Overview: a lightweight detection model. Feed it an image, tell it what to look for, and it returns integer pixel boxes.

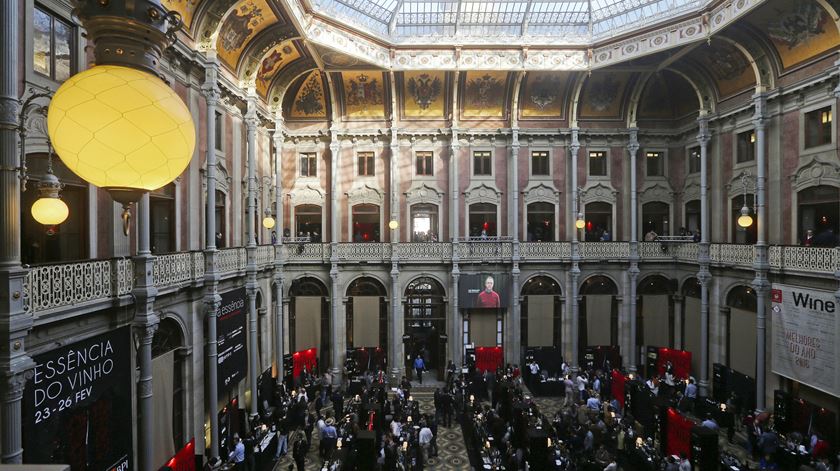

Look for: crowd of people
[209,357,838,471]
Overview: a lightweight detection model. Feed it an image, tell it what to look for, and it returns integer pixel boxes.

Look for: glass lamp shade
[738,213,754,228]
[262,216,276,229]
[47,65,195,201]
[575,218,586,229]
[31,197,69,225]
[388,220,399,230]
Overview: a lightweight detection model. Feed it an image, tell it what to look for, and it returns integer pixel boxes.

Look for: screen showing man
[459,273,510,309]
[476,275,501,308]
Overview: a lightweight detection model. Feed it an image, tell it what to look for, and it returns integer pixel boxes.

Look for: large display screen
[23,326,133,471]
[459,273,510,309]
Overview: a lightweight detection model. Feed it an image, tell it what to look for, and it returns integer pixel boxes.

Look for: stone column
[0,0,34,462]
[245,93,259,418]
[201,57,222,459]
[273,115,285,383]
[389,128,402,383]
[627,129,640,372]
[696,116,712,397]
[329,130,342,384]
[569,129,581,370]
[752,92,769,410]
[450,128,462,366]
[134,193,160,471]
[509,129,521,364]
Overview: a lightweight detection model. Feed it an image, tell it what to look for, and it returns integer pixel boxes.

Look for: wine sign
[23,326,133,471]
[217,287,248,396]
[771,284,839,397]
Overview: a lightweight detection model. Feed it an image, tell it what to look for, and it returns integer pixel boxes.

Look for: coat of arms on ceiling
[467,74,501,108]
[702,42,749,81]
[344,72,385,118]
[220,2,264,52]
[258,45,292,77]
[293,72,326,117]
[529,75,559,110]
[767,2,825,49]
[587,75,620,113]
[406,74,442,110]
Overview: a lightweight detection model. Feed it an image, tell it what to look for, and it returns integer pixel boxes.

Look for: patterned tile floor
[271,388,470,470]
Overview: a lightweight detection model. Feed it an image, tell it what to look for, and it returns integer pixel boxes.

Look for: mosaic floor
[271,388,469,471]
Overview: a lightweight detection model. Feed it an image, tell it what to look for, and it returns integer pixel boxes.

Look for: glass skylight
[310,0,709,44]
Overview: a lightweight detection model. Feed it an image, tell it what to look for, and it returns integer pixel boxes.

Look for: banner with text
[23,326,133,471]
[218,287,248,397]
[771,284,839,397]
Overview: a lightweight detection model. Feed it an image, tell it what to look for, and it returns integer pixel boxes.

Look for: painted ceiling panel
[216,0,278,69]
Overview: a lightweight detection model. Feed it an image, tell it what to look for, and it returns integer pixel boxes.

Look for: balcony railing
[20,242,839,316]
[24,258,133,314]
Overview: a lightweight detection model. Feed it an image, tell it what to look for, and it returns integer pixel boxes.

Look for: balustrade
[20,242,840,317]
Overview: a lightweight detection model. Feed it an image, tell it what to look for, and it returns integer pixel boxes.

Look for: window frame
[414,150,434,177]
[801,102,836,153]
[471,149,494,178]
[356,151,376,177]
[735,129,756,165]
[687,146,701,175]
[529,149,551,178]
[26,0,80,90]
[644,149,666,178]
[299,152,318,178]
[587,149,609,178]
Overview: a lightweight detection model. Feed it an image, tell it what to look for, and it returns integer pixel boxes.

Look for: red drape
[166,438,195,471]
[611,369,627,409]
[475,347,503,372]
[656,348,692,379]
[666,408,693,459]
[293,348,318,378]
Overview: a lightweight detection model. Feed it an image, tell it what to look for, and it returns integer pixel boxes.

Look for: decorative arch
[580,274,619,295]
[288,275,330,364]
[347,184,384,206]
[580,182,617,205]
[405,183,444,207]
[792,157,840,192]
[521,275,563,295]
[403,275,447,296]
[638,274,674,294]
[464,183,502,206]
[345,276,388,352]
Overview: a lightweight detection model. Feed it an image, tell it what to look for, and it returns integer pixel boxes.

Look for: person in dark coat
[292,437,307,471]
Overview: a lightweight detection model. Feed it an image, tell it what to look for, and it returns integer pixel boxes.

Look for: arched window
[352,204,380,242]
[410,204,439,242]
[404,277,447,377]
[726,285,757,379]
[289,277,330,365]
[150,183,176,254]
[642,202,670,236]
[521,276,562,349]
[584,202,612,241]
[685,200,700,234]
[469,203,497,237]
[295,204,322,241]
[798,185,839,245]
[637,275,674,349]
[215,189,226,248]
[21,153,88,264]
[681,278,703,375]
[579,275,619,352]
[152,318,186,452]
[346,277,387,351]
[731,194,756,244]
[526,202,555,241]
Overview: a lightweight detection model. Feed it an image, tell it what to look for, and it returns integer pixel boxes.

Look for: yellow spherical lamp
[575,213,586,230]
[31,198,69,225]
[388,220,399,230]
[30,172,69,225]
[47,65,196,206]
[262,215,276,229]
[737,206,753,228]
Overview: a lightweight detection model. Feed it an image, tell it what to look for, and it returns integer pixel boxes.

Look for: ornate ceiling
[160,0,840,121]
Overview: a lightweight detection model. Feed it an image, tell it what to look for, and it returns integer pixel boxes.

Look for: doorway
[404,277,447,381]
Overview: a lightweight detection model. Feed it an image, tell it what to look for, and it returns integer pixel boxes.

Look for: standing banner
[771,284,839,397]
[218,287,248,397]
[666,408,693,459]
[23,326,133,471]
